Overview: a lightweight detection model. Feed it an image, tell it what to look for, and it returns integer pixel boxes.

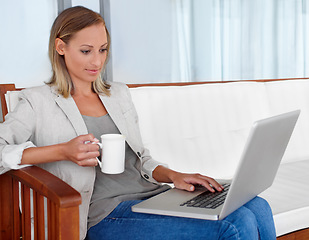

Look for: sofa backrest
[264,80,309,164]
[129,79,309,179]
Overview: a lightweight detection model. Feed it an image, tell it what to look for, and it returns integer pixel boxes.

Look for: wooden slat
[33,192,45,240]
[0,174,14,240]
[48,200,57,240]
[21,184,31,240]
[12,180,21,239]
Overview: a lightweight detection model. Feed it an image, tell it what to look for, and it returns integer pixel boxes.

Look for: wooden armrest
[0,166,81,239]
[8,166,81,208]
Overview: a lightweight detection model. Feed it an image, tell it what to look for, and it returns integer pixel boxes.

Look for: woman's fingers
[198,175,224,192]
[174,173,224,193]
[75,157,99,167]
[64,134,100,166]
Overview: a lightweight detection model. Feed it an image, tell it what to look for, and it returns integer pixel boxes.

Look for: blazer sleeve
[0,91,35,174]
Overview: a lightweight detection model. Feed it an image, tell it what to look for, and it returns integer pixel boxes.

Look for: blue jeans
[86,196,276,240]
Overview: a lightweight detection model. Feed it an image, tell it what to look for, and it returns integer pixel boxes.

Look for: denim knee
[221,206,259,240]
[243,197,276,239]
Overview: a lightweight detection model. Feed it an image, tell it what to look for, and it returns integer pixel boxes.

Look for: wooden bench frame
[0,84,81,240]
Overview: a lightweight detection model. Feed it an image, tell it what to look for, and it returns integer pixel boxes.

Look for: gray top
[82,114,169,228]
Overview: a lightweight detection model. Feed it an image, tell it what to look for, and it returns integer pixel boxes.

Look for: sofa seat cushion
[259,160,309,236]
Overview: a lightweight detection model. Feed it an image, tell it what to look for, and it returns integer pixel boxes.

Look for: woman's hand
[152,165,223,192]
[169,172,223,192]
[61,134,100,167]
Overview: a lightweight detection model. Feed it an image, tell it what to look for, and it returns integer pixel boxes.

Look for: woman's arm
[21,134,100,167]
[152,165,223,192]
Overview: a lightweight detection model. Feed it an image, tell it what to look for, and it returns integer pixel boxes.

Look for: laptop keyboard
[180,183,230,209]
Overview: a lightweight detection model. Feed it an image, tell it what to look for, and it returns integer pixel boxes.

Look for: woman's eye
[81,50,90,54]
[100,48,107,53]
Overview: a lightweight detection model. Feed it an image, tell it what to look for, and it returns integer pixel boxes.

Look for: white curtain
[171,0,193,82]
[172,0,309,82]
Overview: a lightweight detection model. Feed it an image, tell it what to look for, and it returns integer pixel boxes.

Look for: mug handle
[96,157,102,168]
[91,142,103,167]
[92,142,102,148]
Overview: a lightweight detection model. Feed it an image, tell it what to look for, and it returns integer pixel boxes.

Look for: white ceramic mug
[95,134,126,174]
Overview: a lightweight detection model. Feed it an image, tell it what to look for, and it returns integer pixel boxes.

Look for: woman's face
[56,23,108,86]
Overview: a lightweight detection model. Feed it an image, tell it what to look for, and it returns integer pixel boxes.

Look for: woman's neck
[71,81,94,97]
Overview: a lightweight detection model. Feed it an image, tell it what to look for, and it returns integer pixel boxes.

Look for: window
[107,0,309,83]
[1,0,308,87]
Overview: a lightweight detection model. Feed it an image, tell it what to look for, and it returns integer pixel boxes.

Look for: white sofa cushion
[259,160,309,236]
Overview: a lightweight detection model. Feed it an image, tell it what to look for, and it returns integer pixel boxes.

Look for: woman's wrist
[57,142,68,161]
[21,144,64,165]
[152,165,178,183]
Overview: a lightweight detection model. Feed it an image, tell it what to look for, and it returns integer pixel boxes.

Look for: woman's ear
[55,38,65,55]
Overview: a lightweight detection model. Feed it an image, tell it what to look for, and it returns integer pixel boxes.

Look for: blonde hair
[47,6,111,98]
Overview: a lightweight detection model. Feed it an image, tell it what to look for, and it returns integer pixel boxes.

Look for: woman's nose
[91,53,105,66]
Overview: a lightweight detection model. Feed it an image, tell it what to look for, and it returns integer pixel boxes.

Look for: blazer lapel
[51,87,129,138]
[55,95,88,136]
[99,94,129,138]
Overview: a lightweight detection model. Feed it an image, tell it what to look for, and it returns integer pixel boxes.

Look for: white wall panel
[0,0,57,88]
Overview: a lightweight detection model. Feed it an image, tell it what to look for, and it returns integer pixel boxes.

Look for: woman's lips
[86,69,100,75]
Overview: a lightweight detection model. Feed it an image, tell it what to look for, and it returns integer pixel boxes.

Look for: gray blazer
[0,82,163,239]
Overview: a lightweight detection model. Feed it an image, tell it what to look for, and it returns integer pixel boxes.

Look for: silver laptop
[132,110,300,220]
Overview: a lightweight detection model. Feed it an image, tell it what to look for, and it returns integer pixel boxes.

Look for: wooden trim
[277,228,309,240]
[127,77,309,88]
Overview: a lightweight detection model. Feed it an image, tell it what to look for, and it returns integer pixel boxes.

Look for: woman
[0,6,276,240]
